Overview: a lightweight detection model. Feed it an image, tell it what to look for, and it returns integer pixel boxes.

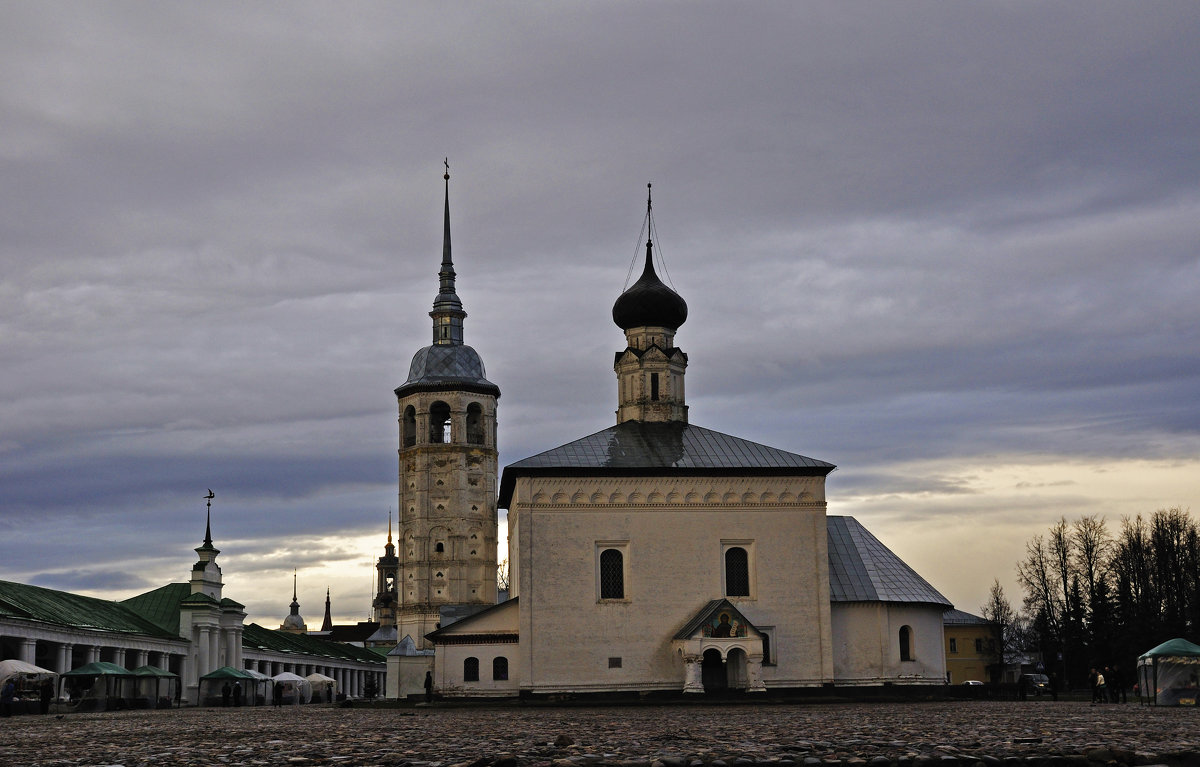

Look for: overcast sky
[2,2,1198,629]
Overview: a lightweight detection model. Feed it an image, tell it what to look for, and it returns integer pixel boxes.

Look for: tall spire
[197,489,218,555]
[431,158,466,345]
[321,587,333,632]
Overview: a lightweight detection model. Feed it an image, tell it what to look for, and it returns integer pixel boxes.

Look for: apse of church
[392,164,500,649]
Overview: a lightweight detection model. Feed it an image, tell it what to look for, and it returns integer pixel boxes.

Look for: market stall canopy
[0,659,56,685]
[132,665,178,678]
[199,666,255,681]
[62,662,133,677]
[1139,638,1200,659]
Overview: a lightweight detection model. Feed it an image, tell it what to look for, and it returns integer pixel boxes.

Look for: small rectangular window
[949,638,958,654]
[608,657,622,669]
[975,638,983,653]
[650,372,659,400]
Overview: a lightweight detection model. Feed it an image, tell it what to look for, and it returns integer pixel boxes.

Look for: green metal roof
[121,583,189,635]
[0,580,184,642]
[241,623,384,665]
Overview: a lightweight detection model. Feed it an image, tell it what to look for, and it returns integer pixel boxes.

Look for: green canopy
[1139,638,1200,659]
[199,666,254,680]
[62,661,133,677]
[132,665,178,678]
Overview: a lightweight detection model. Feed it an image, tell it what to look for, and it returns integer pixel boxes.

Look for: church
[383,171,953,698]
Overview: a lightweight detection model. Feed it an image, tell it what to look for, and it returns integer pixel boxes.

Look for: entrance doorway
[701,649,726,692]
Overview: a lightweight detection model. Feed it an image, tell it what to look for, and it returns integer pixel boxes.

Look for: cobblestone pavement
[2,701,1197,767]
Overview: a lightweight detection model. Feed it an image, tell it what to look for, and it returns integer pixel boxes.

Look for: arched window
[725,547,749,597]
[492,656,508,681]
[429,401,451,443]
[599,549,624,599]
[899,625,913,662]
[466,403,484,445]
[435,542,444,553]
[463,657,479,682]
[402,405,417,447]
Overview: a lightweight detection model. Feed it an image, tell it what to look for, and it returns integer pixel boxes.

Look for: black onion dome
[612,243,688,331]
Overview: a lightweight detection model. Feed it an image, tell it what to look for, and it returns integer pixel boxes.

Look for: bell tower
[612,184,689,424]
[394,162,500,649]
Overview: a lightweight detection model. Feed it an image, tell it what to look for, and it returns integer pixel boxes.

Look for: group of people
[1089,664,1127,704]
[219,680,243,707]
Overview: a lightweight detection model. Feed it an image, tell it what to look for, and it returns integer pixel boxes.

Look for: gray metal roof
[827,516,951,607]
[395,344,499,397]
[943,608,992,625]
[499,421,833,506]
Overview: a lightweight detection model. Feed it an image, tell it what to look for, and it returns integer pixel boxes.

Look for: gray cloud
[2,2,1198,622]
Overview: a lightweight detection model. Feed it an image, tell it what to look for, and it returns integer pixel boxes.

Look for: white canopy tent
[1138,638,1200,706]
[270,672,311,705]
[305,672,337,703]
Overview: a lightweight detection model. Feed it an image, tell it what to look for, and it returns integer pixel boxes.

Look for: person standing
[232,681,242,707]
[221,681,232,707]
[424,670,433,703]
[39,679,53,715]
[273,681,283,707]
[1,679,15,717]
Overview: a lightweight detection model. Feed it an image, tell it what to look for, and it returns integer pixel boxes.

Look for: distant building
[942,608,998,684]
[0,516,384,705]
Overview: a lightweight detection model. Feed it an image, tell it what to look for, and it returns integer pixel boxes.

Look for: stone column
[57,643,73,673]
[747,653,766,692]
[208,629,220,673]
[196,628,211,680]
[87,646,101,664]
[20,638,37,664]
[682,654,704,693]
[112,647,127,669]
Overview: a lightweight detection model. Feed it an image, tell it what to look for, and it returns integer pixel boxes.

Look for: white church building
[387,175,952,698]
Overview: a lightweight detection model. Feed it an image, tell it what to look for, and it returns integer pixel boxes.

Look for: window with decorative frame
[721,540,755,598]
[596,542,629,601]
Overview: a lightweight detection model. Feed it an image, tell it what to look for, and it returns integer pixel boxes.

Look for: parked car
[1020,673,1050,696]
[962,680,984,686]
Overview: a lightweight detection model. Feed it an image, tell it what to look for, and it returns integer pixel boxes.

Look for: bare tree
[980,578,1016,683]
[496,557,510,592]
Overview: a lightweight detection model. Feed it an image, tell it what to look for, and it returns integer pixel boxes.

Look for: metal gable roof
[0,580,184,641]
[240,623,384,665]
[826,516,951,607]
[499,420,834,507]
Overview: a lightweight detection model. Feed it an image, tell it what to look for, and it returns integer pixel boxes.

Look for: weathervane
[202,489,215,548]
[444,157,449,180]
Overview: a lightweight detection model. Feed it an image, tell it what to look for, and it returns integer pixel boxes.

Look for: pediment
[674,599,762,640]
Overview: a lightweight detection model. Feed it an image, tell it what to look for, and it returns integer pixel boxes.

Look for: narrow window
[463,657,479,682]
[975,638,983,653]
[949,638,958,654]
[725,547,749,597]
[599,548,624,599]
[466,403,484,445]
[650,372,660,400]
[429,402,451,443]
[899,626,913,662]
[761,631,773,666]
[403,406,417,447]
[492,656,508,681]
